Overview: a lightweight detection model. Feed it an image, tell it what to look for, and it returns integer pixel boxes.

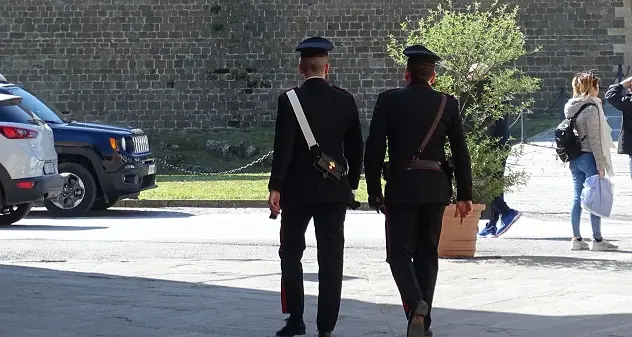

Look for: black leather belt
[392,160,442,171]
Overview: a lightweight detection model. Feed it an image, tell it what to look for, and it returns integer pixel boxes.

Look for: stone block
[0,0,626,129]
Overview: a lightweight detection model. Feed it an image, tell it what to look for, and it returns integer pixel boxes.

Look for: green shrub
[387,0,540,203]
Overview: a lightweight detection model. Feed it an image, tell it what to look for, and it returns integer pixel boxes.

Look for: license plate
[147,164,156,175]
[43,162,56,175]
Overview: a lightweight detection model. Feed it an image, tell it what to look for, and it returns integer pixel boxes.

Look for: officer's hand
[268,190,281,216]
[348,190,360,210]
[348,200,361,210]
[455,200,473,220]
[622,77,632,88]
[368,194,385,214]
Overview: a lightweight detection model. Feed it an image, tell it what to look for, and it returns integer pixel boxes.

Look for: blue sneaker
[478,225,497,238]
[496,210,522,237]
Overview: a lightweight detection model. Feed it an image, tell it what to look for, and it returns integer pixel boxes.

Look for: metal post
[520,111,525,143]
[617,64,623,83]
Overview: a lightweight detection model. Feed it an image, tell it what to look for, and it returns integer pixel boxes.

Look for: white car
[0,93,63,226]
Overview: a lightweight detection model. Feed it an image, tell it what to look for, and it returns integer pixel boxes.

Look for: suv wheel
[0,203,32,226]
[91,197,119,211]
[43,163,97,217]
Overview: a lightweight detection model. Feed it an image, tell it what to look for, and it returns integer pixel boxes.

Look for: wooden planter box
[438,204,486,258]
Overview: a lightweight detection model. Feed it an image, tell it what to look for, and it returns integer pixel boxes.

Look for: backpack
[554,103,596,162]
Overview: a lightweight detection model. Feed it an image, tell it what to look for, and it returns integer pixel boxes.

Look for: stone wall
[0,0,627,130]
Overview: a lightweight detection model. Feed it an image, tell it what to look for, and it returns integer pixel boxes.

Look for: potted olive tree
[387,0,540,258]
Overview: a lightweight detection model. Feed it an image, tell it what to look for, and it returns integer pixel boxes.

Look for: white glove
[351,190,357,197]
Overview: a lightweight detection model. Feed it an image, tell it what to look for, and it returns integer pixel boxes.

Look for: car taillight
[0,126,38,139]
[15,181,35,189]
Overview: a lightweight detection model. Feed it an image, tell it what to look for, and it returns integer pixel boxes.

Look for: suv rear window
[0,105,35,124]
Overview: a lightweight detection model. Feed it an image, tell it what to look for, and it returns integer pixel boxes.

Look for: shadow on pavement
[0,264,630,337]
[502,237,624,242]
[450,255,632,271]
[0,225,107,231]
[26,209,196,220]
[197,270,360,283]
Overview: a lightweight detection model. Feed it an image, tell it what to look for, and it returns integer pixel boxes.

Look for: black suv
[0,82,157,216]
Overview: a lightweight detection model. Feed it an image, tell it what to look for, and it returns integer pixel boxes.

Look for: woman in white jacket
[563,72,618,251]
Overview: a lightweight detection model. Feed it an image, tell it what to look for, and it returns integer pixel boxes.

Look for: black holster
[313,151,346,183]
[441,157,455,182]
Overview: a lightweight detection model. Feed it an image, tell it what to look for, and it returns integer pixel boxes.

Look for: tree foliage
[387,0,541,203]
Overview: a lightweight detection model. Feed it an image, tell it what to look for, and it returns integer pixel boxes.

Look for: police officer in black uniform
[364,45,473,337]
[267,36,364,337]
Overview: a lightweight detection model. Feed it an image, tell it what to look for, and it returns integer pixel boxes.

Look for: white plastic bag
[580,175,614,218]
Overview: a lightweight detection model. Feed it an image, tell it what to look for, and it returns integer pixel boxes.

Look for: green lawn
[142,115,557,201]
[140,174,371,200]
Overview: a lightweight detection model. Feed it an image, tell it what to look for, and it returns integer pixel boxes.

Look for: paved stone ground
[2,133,632,337]
[2,247,632,337]
[2,205,632,337]
[505,141,632,222]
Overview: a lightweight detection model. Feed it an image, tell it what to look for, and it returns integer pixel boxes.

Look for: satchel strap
[413,94,447,160]
[286,89,319,151]
[570,103,596,122]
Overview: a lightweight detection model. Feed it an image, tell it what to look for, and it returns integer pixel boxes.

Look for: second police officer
[364,45,474,337]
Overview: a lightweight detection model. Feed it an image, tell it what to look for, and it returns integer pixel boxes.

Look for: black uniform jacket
[364,82,473,204]
[605,84,632,155]
[268,77,364,205]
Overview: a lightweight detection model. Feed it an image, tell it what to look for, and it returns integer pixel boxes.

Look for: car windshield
[8,87,64,124]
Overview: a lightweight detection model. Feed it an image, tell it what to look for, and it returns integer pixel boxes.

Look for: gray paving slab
[1,258,631,337]
[1,131,632,337]
[506,141,632,222]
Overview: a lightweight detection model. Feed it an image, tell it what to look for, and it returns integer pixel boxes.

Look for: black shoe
[406,313,426,337]
[275,317,306,337]
[318,332,332,337]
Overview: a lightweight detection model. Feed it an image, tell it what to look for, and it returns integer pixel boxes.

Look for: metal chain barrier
[157,141,556,175]
[157,150,273,176]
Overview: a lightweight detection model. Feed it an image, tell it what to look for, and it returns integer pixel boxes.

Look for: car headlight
[120,137,127,151]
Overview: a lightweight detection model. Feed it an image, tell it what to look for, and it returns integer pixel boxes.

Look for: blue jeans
[486,153,512,228]
[488,193,511,227]
[569,152,602,240]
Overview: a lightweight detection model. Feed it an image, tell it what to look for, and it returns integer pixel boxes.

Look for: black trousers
[483,151,510,222]
[384,201,446,331]
[278,202,347,332]
[489,153,511,224]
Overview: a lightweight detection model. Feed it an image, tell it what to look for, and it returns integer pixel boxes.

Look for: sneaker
[591,239,619,251]
[571,238,590,251]
[496,210,522,236]
[478,225,497,238]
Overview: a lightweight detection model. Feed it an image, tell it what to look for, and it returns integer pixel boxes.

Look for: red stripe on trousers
[281,278,289,313]
[402,297,410,313]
